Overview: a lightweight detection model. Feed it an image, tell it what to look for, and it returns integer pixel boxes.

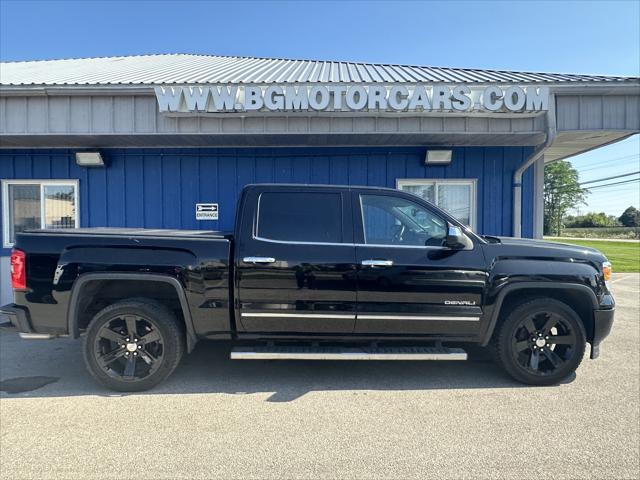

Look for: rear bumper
[0,304,32,333]
[590,307,615,359]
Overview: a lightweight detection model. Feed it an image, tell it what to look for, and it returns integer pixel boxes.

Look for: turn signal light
[10,248,26,290]
[602,261,612,283]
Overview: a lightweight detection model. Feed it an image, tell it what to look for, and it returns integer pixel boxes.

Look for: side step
[230,345,467,361]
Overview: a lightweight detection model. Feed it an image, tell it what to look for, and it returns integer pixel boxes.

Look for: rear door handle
[243,256,276,264]
[361,259,394,267]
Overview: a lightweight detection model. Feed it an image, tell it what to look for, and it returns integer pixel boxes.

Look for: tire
[83,299,184,392]
[494,298,586,386]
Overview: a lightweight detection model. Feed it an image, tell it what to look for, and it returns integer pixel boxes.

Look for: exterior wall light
[75,152,104,167]
[425,150,452,166]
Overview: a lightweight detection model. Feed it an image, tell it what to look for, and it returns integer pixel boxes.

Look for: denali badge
[444,300,477,306]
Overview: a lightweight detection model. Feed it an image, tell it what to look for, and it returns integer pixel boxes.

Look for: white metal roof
[1,53,637,86]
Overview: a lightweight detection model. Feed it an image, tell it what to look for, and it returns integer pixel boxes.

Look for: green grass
[547,239,640,272]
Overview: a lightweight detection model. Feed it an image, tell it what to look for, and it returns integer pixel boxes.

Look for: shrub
[559,227,640,239]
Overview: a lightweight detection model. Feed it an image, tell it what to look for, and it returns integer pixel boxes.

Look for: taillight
[10,248,26,290]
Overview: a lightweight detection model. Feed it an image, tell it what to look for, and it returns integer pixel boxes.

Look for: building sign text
[155,84,549,115]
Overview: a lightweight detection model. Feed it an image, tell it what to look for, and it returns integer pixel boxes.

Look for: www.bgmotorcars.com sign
[155,84,549,115]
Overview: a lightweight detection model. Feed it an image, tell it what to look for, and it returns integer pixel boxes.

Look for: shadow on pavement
[0,334,573,402]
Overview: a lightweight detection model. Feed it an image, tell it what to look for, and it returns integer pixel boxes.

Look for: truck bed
[25,227,232,239]
[10,227,233,340]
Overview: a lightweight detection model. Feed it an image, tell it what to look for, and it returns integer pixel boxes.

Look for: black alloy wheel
[511,311,577,375]
[495,298,586,386]
[94,314,165,381]
[83,300,184,392]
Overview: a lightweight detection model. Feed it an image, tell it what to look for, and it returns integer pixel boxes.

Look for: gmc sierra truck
[1,184,615,391]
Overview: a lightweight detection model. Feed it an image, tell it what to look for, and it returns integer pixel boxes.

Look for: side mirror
[444,226,471,250]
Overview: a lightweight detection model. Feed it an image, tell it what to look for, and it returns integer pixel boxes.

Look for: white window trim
[2,179,80,249]
[396,178,477,231]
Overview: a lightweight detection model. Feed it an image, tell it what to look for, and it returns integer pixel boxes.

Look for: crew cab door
[235,186,357,333]
[352,189,487,336]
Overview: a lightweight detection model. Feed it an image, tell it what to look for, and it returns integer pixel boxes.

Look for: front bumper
[0,304,32,333]
[590,306,615,359]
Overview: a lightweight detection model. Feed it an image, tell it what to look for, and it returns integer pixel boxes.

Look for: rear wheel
[83,299,184,392]
[495,298,586,386]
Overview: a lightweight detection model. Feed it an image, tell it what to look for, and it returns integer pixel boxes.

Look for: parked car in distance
[1,184,615,391]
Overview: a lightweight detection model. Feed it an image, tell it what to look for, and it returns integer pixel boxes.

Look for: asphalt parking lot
[1,274,638,479]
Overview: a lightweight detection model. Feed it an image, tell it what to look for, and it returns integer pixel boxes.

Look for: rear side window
[257,192,343,243]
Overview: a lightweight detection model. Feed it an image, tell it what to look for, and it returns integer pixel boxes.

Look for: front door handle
[361,259,394,267]
[243,256,276,264]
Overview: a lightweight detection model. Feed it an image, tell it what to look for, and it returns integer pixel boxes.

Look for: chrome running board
[231,345,467,361]
[19,333,55,340]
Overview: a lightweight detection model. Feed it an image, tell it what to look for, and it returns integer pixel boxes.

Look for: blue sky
[1,0,638,214]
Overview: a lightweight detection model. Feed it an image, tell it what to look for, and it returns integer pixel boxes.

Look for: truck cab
[235,184,484,338]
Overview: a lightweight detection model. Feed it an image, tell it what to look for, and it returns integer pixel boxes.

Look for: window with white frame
[2,180,79,247]
[396,179,477,229]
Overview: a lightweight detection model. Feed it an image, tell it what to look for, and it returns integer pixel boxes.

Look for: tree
[564,212,620,228]
[618,206,640,227]
[544,161,589,236]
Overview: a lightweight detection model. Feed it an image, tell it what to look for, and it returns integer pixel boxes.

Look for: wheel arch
[481,282,597,346]
[68,273,197,352]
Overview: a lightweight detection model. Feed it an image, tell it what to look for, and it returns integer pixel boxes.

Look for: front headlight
[603,261,612,290]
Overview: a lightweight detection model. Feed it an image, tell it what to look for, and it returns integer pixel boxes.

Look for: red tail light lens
[10,248,26,290]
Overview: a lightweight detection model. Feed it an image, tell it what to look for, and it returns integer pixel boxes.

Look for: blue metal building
[1,54,639,303]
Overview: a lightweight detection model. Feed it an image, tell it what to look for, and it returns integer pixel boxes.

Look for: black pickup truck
[2,184,615,391]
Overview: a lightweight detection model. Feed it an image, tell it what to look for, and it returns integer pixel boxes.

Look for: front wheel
[83,299,184,392]
[495,298,586,386]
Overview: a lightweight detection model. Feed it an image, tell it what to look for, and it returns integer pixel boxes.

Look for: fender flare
[479,282,598,346]
[67,272,197,352]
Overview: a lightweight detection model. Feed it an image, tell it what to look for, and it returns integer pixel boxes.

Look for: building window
[396,179,477,230]
[2,180,79,248]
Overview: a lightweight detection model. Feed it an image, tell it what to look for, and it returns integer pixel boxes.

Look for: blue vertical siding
[521,165,535,238]
[0,146,536,255]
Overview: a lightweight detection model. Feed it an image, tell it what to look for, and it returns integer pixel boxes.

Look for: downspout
[512,93,557,237]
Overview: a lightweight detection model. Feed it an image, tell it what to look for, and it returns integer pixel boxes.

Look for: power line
[579,157,640,173]
[583,179,639,191]
[572,153,640,168]
[588,182,640,190]
[548,177,639,194]
[547,171,640,192]
[586,187,640,196]
[579,171,640,185]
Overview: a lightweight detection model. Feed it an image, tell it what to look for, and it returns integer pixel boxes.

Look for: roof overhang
[0,131,547,149]
[545,131,637,163]
[0,83,638,164]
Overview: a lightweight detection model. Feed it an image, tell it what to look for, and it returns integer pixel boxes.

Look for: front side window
[397,179,476,229]
[2,181,78,247]
[257,191,343,243]
[360,194,447,247]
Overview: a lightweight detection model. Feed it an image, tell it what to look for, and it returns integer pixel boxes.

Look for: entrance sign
[196,203,218,220]
[156,84,549,114]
